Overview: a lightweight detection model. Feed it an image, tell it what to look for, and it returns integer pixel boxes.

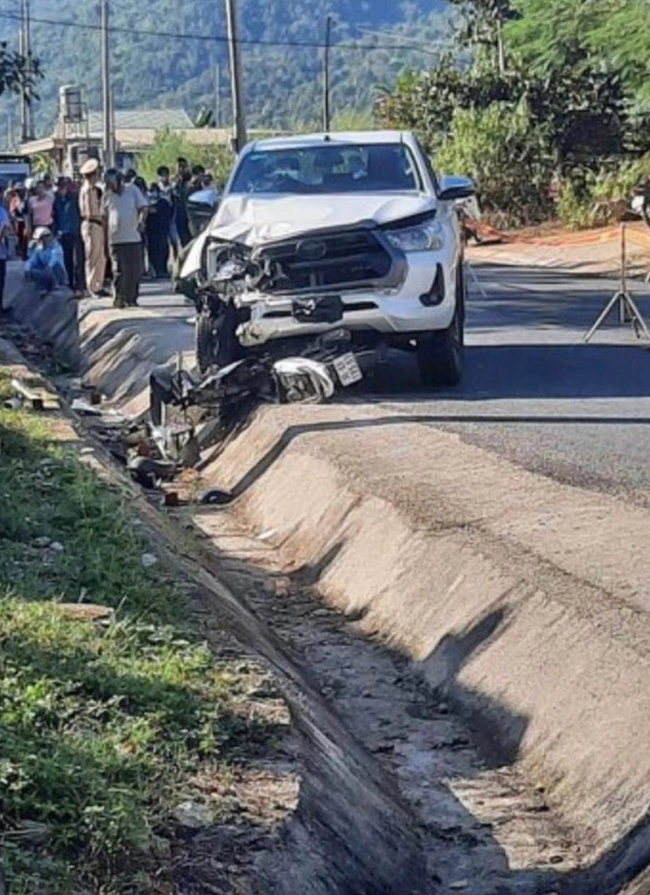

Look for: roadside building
[18,105,234,176]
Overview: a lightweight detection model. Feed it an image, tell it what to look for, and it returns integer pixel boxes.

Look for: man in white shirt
[103,169,148,308]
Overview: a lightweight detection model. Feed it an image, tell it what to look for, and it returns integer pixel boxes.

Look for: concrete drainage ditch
[11,286,650,894]
[62,401,585,895]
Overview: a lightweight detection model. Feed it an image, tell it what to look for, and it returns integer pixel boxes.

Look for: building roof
[87,108,194,134]
[18,136,58,156]
[18,123,286,159]
[17,128,234,157]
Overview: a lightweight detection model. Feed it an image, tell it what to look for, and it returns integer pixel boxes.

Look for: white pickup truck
[180,130,475,387]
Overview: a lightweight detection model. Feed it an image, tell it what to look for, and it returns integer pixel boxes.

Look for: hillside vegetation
[0,0,448,133]
[5,0,647,230]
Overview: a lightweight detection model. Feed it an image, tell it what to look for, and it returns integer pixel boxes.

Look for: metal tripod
[584,224,650,342]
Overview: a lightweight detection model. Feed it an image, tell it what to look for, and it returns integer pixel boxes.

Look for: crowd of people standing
[0,157,217,315]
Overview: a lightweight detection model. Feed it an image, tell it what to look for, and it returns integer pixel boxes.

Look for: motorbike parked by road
[456,194,483,244]
[629,177,650,229]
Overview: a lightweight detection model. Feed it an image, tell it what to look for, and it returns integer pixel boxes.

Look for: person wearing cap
[103,168,148,308]
[79,158,105,299]
[25,227,66,296]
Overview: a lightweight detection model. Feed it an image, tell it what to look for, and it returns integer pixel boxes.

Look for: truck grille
[258,230,394,294]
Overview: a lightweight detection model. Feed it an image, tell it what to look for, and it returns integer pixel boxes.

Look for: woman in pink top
[28,180,54,237]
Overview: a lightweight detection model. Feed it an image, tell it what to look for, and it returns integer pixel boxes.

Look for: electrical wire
[0,8,442,55]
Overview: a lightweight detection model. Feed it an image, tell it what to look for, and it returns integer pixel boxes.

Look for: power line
[0,8,443,55]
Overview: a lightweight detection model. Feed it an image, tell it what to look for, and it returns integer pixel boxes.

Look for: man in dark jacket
[173,163,192,248]
[53,177,84,296]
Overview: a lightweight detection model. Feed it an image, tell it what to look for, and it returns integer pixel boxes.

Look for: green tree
[137,129,234,187]
[380,0,650,226]
[0,42,42,100]
[436,100,554,224]
[507,0,650,107]
[448,0,518,73]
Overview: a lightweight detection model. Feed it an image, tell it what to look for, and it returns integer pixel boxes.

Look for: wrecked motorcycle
[138,241,370,485]
[143,328,366,476]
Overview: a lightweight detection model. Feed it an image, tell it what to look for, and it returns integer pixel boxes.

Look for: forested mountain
[0,0,449,137]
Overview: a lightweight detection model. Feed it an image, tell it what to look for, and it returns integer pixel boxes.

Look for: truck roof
[245,130,414,153]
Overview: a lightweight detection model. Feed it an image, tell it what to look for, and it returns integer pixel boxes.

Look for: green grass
[0,371,269,894]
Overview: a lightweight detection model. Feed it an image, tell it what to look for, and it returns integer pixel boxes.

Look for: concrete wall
[78,302,194,416]
[4,262,81,371]
[72,301,650,890]
[199,402,650,887]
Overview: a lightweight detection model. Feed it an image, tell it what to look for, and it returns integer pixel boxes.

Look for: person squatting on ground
[25,227,66,295]
[79,158,106,298]
[103,169,148,308]
[53,176,84,297]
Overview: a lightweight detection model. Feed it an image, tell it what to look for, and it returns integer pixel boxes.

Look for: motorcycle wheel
[195,311,215,375]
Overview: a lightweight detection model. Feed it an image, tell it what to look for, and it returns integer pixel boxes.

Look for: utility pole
[495,17,506,76]
[100,0,115,168]
[18,0,25,141]
[214,61,221,129]
[19,0,34,142]
[224,0,246,153]
[323,15,332,133]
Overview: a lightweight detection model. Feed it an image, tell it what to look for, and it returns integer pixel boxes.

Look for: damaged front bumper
[232,249,456,347]
[179,219,457,350]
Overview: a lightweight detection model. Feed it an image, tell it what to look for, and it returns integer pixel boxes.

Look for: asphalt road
[366,263,650,503]
[133,263,650,503]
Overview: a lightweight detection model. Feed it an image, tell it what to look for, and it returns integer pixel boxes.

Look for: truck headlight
[384,217,445,253]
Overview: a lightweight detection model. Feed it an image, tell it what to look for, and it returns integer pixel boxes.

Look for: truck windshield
[229,143,422,195]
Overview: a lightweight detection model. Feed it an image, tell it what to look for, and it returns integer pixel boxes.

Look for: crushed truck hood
[209,193,435,244]
[180,192,436,278]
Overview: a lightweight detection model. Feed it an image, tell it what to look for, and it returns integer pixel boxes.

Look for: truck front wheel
[417,267,465,387]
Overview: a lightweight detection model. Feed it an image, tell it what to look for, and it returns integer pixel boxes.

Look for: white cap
[80,158,100,175]
[33,226,52,241]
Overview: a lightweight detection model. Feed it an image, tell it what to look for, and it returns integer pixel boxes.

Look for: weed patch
[0,370,277,893]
